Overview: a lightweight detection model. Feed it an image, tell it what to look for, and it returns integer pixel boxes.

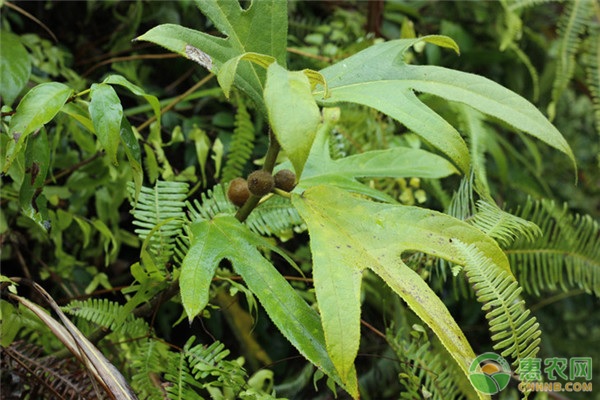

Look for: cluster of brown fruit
[227,169,296,207]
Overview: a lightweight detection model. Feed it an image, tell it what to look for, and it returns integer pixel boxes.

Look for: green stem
[235,131,280,222]
[262,130,281,174]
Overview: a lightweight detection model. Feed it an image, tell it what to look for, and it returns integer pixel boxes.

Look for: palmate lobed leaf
[135,0,287,113]
[295,116,459,200]
[180,215,358,398]
[315,36,576,174]
[292,185,508,399]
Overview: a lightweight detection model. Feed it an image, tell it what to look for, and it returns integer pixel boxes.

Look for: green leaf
[89,83,123,165]
[399,65,576,172]
[217,52,276,98]
[317,37,469,173]
[0,31,31,106]
[292,185,507,399]
[3,82,72,173]
[19,129,50,226]
[264,63,321,177]
[135,0,287,113]
[103,74,161,129]
[317,36,576,173]
[119,119,143,200]
[60,102,95,133]
[420,35,461,55]
[297,120,459,200]
[180,216,358,398]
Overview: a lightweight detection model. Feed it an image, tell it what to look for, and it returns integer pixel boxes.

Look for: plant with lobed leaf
[130,1,591,398]
[3,1,598,399]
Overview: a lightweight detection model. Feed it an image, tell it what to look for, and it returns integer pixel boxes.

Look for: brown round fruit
[227,178,250,207]
[274,169,297,192]
[247,170,274,197]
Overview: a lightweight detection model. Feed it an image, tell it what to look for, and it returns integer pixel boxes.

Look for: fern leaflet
[131,339,170,400]
[128,180,188,267]
[387,325,467,400]
[164,337,249,399]
[471,200,541,247]
[63,298,150,338]
[187,184,305,237]
[505,199,600,296]
[455,240,541,374]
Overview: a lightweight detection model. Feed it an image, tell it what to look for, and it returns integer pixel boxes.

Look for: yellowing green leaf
[264,63,321,177]
[292,185,506,399]
[217,52,276,98]
[421,35,461,55]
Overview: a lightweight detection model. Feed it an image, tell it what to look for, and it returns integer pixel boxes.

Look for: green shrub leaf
[89,83,124,165]
[292,185,509,399]
[264,63,321,177]
[4,82,72,173]
[119,119,143,200]
[0,31,31,106]
[103,74,161,129]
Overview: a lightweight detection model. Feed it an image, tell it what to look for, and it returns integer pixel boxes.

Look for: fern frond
[186,184,236,222]
[164,337,249,399]
[471,200,541,247]
[549,0,594,120]
[584,26,600,135]
[505,199,600,296]
[221,98,256,183]
[187,184,305,237]
[130,339,170,400]
[455,240,541,373]
[288,13,326,43]
[128,181,189,267]
[328,128,349,159]
[63,298,150,338]
[452,105,494,195]
[446,172,476,222]
[164,347,204,400]
[387,325,467,400]
[246,195,306,237]
[448,172,541,246]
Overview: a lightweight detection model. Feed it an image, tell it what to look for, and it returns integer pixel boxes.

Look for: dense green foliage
[1,1,598,399]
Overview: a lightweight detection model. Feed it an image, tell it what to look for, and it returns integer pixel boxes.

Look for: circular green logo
[468,352,512,394]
